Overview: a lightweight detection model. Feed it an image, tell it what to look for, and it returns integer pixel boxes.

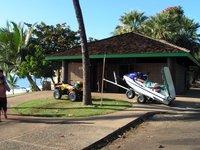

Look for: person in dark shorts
[0,69,10,121]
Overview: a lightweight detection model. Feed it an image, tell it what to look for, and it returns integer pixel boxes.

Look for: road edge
[83,111,162,150]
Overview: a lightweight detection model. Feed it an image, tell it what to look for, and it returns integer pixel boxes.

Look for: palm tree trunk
[72,0,92,105]
[50,76,56,86]
[27,75,41,91]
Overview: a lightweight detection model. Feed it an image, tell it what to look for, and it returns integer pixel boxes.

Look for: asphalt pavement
[0,89,199,150]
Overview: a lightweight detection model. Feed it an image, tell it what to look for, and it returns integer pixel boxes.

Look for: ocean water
[6,77,46,95]
[16,77,43,89]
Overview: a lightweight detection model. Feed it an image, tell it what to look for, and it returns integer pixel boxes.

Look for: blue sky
[0,0,199,39]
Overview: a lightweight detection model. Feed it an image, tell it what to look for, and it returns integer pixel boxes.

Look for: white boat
[104,67,176,105]
[123,67,176,105]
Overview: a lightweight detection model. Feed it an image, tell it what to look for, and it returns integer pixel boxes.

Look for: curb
[83,111,161,150]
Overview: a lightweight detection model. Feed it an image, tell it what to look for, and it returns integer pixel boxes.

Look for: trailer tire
[126,90,135,99]
[167,100,174,106]
[137,95,146,103]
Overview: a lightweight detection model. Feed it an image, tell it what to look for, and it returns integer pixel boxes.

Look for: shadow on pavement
[132,88,200,111]
[6,112,142,124]
[7,117,94,125]
[172,100,200,109]
[178,88,200,98]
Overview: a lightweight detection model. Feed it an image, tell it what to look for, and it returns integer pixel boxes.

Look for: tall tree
[72,0,92,105]
[114,6,200,54]
[33,22,79,53]
[7,73,19,94]
[19,22,79,85]
[0,22,21,71]
[142,6,200,53]
[113,10,148,35]
[0,22,40,91]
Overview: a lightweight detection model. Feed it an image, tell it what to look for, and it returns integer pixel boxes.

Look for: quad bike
[53,81,83,101]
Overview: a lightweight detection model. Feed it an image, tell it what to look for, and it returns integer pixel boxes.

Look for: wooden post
[100,55,106,105]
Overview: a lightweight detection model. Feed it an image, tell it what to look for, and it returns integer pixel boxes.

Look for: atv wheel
[68,92,77,102]
[137,95,146,103]
[54,89,62,99]
[126,90,135,99]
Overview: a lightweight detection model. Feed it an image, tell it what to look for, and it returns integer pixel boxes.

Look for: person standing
[0,69,10,121]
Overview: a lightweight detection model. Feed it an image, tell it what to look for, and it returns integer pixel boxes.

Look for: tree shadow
[172,100,200,109]
[8,117,94,125]
[8,105,131,113]
[7,112,143,124]
[177,88,200,98]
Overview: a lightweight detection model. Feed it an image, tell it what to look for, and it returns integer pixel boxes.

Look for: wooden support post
[100,55,106,105]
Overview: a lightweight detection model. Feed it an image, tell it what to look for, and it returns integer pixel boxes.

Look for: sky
[0,0,199,39]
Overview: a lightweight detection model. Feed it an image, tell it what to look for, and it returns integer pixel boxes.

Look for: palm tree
[72,0,92,105]
[7,73,19,94]
[141,6,200,53]
[113,10,148,35]
[0,22,40,91]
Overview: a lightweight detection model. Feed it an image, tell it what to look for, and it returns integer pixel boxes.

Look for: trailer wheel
[126,90,135,99]
[68,92,77,102]
[54,89,62,99]
[167,100,174,106]
[137,95,146,103]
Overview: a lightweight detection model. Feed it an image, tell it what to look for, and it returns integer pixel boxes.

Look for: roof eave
[46,52,200,67]
[46,52,188,60]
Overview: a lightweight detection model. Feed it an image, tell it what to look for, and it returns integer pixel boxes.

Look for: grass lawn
[13,98,132,118]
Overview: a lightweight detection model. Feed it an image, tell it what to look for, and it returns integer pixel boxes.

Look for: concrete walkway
[0,89,199,150]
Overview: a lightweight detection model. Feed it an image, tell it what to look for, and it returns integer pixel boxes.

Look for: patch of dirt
[103,113,200,150]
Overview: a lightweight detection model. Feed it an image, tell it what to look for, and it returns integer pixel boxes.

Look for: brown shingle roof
[52,32,189,57]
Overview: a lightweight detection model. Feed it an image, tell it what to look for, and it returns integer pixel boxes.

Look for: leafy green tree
[17,44,50,91]
[0,21,79,91]
[113,10,148,35]
[0,22,41,91]
[33,22,79,54]
[0,22,43,91]
[25,22,80,85]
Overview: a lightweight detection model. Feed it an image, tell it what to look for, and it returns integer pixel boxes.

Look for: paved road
[103,112,200,150]
[103,89,200,150]
[0,89,199,150]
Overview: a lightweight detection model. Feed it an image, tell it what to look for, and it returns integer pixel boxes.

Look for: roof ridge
[88,32,190,53]
[158,39,190,52]
[125,32,190,53]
